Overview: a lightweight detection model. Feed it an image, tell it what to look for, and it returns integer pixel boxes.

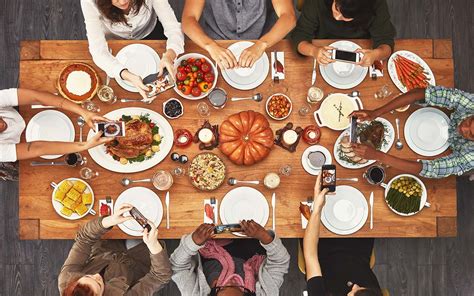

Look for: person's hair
[333,0,376,27]
[354,287,384,296]
[96,0,146,24]
[63,280,95,296]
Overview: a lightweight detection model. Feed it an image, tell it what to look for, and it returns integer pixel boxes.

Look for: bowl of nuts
[265,93,292,121]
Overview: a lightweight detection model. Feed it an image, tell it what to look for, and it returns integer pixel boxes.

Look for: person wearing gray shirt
[182,0,296,70]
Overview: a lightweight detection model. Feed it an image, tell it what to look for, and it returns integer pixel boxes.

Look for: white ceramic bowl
[382,174,429,216]
[265,93,293,121]
[51,178,95,220]
[173,53,218,100]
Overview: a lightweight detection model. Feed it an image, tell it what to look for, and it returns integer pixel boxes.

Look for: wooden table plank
[433,39,453,59]
[18,39,456,239]
[19,41,40,61]
[19,219,39,240]
[437,216,457,237]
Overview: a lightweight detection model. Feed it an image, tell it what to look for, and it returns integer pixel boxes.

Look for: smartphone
[95,121,126,137]
[321,165,336,193]
[331,49,362,63]
[214,223,242,234]
[142,68,175,98]
[129,207,152,232]
[349,116,358,143]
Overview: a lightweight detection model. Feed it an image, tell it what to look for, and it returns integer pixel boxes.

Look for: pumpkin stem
[243,134,250,142]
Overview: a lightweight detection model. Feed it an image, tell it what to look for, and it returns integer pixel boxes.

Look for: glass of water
[79,167,99,180]
[81,100,101,113]
[374,84,392,100]
[279,164,292,176]
[197,102,211,118]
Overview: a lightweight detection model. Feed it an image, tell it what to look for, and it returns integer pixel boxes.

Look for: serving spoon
[395,118,403,150]
[227,177,260,185]
[121,178,152,186]
[231,93,262,102]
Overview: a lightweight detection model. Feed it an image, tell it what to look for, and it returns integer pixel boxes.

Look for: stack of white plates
[321,185,368,235]
[220,187,269,234]
[222,41,270,90]
[115,44,161,92]
[404,107,450,156]
[115,187,163,236]
[25,110,75,159]
[319,40,368,90]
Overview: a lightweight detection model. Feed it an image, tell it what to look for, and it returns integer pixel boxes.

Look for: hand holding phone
[129,207,152,232]
[349,116,358,143]
[95,121,126,137]
[213,223,242,234]
[321,164,336,193]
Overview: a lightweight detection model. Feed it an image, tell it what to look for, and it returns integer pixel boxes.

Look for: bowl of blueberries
[163,98,184,119]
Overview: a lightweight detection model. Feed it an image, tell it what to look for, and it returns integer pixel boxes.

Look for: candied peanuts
[268,95,291,118]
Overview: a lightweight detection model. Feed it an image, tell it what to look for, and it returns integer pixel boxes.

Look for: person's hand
[191,223,215,246]
[240,220,273,245]
[356,49,376,67]
[348,110,378,122]
[158,50,177,77]
[101,203,133,228]
[81,111,109,131]
[238,41,267,68]
[206,43,238,70]
[351,143,380,160]
[312,172,329,213]
[313,46,335,65]
[143,221,162,254]
[85,131,113,149]
[120,70,157,101]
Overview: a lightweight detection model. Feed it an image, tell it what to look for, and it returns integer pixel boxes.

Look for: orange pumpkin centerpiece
[219,110,274,166]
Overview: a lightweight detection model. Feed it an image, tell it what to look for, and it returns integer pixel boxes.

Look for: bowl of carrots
[388,50,436,93]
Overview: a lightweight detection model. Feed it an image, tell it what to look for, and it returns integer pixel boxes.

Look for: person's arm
[181,0,238,69]
[15,132,112,160]
[17,88,107,128]
[127,221,172,294]
[351,88,426,121]
[152,0,185,76]
[351,143,423,175]
[423,85,473,111]
[240,220,290,290]
[238,0,296,68]
[419,151,474,178]
[303,173,328,280]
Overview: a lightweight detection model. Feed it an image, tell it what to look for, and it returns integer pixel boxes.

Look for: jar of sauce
[174,129,193,147]
[302,125,321,145]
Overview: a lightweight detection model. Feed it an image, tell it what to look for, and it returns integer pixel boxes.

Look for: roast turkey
[107,119,153,159]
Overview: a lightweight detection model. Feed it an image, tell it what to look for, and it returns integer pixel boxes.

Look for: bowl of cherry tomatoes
[174,53,218,100]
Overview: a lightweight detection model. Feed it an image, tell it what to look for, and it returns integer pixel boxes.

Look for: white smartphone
[331,49,362,63]
[94,121,126,137]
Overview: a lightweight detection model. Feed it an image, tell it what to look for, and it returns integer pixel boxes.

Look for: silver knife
[165,192,170,229]
[369,192,374,230]
[30,161,67,166]
[271,193,276,231]
[311,59,317,85]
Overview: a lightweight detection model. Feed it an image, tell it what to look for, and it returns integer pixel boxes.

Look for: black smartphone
[321,165,336,193]
[349,116,358,143]
[95,121,126,137]
[214,223,242,234]
[129,207,152,232]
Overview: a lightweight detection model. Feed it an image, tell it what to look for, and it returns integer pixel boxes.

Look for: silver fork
[210,197,217,224]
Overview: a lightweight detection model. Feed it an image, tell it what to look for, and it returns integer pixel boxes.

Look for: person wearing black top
[291,0,396,67]
[304,173,382,296]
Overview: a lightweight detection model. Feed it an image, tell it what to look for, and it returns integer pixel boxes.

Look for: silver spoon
[30,161,67,166]
[231,93,262,102]
[227,177,260,185]
[395,118,403,150]
[77,116,85,142]
[120,98,153,104]
[336,177,359,182]
[121,177,152,186]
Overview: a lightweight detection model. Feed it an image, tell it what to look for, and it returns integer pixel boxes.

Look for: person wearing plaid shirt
[349,85,474,178]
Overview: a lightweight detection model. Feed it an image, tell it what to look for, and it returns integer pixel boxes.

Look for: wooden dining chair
[297,0,305,11]
[297,240,390,295]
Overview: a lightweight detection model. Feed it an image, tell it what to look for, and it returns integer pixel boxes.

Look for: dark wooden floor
[1,0,473,295]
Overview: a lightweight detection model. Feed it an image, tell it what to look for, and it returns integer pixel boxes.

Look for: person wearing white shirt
[81,0,185,100]
[0,88,112,163]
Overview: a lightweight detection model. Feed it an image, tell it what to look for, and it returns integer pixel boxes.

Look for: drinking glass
[152,170,174,190]
[374,84,392,100]
[97,85,117,104]
[81,100,101,113]
[307,86,324,104]
[79,167,99,180]
[197,102,211,117]
[171,166,186,177]
[298,104,312,117]
[279,164,292,176]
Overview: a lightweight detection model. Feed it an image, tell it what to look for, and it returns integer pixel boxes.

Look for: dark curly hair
[327,0,376,27]
[96,0,147,24]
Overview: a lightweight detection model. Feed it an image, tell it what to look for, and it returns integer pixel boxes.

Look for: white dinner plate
[115,44,161,92]
[301,145,332,175]
[221,41,270,90]
[387,50,436,93]
[87,107,173,173]
[321,185,368,235]
[334,117,395,169]
[319,41,368,89]
[51,178,94,220]
[220,187,269,234]
[25,110,75,159]
[115,187,163,236]
[404,107,450,156]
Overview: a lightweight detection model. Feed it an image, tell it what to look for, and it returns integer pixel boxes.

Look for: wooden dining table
[18,39,456,240]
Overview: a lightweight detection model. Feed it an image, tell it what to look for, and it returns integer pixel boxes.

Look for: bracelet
[119,68,128,80]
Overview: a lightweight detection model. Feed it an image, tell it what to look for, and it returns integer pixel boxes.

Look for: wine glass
[79,167,99,180]
[81,100,101,113]
[279,164,292,176]
[197,102,211,117]
[374,84,392,100]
